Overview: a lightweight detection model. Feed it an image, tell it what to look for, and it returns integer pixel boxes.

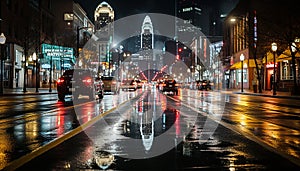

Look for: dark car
[161,79,179,95]
[198,80,213,90]
[101,76,120,94]
[56,69,104,101]
[121,79,137,91]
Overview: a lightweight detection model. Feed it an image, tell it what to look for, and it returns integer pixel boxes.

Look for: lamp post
[22,55,27,93]
[291,42,297,95]
[0,32,6,95]
[33,52,39,92]
[49,55,52,92]
[240,53,245,92]
[271,42,277,95]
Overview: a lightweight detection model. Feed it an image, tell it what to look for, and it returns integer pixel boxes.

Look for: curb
[2,92,57,96]
[234,92,300,100]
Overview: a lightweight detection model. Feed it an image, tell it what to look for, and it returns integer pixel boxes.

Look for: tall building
[176,0,238,39]
[141,15,154,51]
[94,1,114,76]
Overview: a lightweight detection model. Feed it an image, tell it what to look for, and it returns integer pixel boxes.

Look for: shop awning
[277,49,300,61]
[263,52,280,63]
[230,59,261,69]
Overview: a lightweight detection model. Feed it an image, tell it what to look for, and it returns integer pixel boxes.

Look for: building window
[281,60,294,80]
[237,69,248,83]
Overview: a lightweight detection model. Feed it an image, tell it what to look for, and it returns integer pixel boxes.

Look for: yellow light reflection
[25,114,40,150]
[0,130,12,170]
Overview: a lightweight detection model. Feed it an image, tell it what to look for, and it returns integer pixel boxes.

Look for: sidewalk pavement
[1,88,57,96]
[223,88,300,100]
[1,87,300,100]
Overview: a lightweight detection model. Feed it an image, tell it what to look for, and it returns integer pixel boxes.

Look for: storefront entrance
[266,69,273,90]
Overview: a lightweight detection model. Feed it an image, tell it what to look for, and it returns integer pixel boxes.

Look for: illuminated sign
[266,63,277,68]
[64,13,74,21]
[42,43,74,60]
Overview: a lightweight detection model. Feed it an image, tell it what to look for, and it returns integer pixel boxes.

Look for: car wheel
[58,94,65,101]
[89,91,95,100]
[73,93,79,100]
[98,93,103,99]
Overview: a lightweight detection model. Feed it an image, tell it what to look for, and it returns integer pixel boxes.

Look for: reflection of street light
[271,42,277,95]
[0,32,6,95]
[240,53,244,92]
[33,52,38,92]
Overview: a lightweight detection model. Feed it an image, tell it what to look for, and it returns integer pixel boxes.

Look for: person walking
[270,74,274,90]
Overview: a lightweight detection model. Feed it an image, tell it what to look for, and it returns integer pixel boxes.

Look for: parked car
[101,76,120,94]
[198,80,213,90]
[161,78,179,95]
[56,69,104,101]
[121,79,137,91]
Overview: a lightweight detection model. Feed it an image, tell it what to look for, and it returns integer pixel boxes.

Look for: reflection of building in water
[140,118,154,151]
[139,92,154,151]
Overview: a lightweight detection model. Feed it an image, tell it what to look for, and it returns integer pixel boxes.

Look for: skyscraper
[94,1,114,76]
[141,15,154,51]
[141,15,154,60]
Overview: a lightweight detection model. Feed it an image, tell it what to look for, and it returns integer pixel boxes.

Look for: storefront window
[281,60,293,80]
[237,69,248,83]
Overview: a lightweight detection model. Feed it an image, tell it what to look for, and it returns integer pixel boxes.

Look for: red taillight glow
[57,78,64,84]
[82,77,92,86]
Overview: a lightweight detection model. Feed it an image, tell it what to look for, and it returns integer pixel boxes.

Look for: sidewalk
[1,88,57,96]
[223,88,300,100]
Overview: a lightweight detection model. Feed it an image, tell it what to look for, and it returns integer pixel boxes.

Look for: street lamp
[0,32,6,95]
[271,42,277,95]
[49,55,52,92]
[240,53,245,92]
[33,52,39,92]
[291,42,297,95]
[22,55,27,92]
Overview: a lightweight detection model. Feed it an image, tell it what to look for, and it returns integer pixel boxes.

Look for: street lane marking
[2,93,143,171]
[167,94,300,167]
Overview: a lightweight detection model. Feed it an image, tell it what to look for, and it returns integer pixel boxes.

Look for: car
[135,79,143,89]
[161,78,179,95]
[121,79,137,91]
[198,80,213,90]
[56,69,104,101]
[101,76,120,94]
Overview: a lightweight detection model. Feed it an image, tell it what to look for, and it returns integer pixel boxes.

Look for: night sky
[75,0,176,21]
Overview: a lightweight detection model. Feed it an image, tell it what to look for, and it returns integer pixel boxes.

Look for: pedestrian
[270,74,274,90]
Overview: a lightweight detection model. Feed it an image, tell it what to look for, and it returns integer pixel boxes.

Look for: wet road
[0,90,140,170]
[1,87,300,170]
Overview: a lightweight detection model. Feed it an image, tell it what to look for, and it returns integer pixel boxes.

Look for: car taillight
[57,78,64,84]
[175,84,179,86]
[112,81,116,85]
[82,77,92,86]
